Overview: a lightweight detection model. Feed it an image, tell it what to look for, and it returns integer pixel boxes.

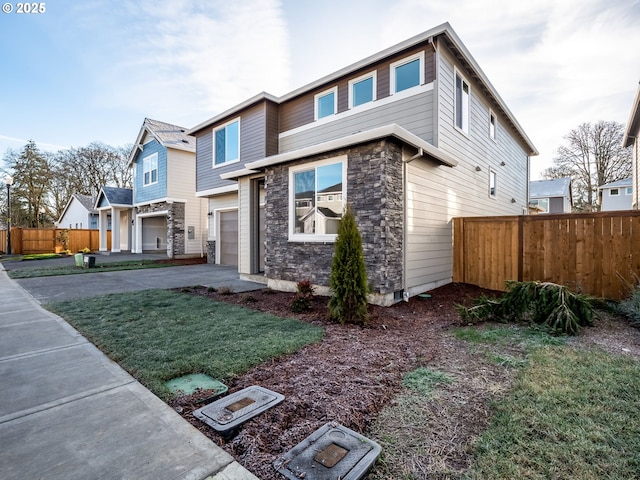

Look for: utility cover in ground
[193,385,284,434]
[273,422,382,480]
[165,374,227,401]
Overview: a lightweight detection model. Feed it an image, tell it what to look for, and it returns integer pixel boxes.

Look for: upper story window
[489,110,497,141]
[489,169,497,198]
[349,72,376,108]
[214,118,240,166]
[610,188,620,196]
[143,152,158,186]
[626,187,633,195]
[315,87,337,120]
[290,156,346,241]
[455,70,470,134]
[390,52,424,94]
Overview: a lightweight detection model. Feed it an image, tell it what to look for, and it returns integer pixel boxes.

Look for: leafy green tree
[328,204,369,324]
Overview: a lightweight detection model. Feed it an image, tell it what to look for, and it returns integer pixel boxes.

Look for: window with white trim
[455,70,470,134]
[489,110,497,141]
[315,87,337,120]
[143,152,158,186]
[489,169,497,198]
[390,52,424,94]
[610,188,620,196]
[349,72,376,108]
[626,187,632,195]
[530,198,549,213]
[290,157,346,241]
[213,119,240,166]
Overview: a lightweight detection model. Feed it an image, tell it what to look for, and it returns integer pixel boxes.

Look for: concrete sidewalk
[0,264,259,479]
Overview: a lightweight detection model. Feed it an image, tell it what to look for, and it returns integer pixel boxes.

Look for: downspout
[401,147,424,302]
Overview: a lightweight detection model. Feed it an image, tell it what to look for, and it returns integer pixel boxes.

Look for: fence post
[453,217,465,283]
[517,216,524,282]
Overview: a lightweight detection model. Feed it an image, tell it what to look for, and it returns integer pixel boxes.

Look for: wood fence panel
[454,211,640,300]
[0,228,110,255]
[21,229,55,254]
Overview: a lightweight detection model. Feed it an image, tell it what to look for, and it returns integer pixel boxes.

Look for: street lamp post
[4,175,13,255]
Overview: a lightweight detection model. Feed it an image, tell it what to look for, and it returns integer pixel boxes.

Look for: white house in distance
[529,178,572,214]
[598,178,633,211]
[623,82,640,209]
[57,193,100,229]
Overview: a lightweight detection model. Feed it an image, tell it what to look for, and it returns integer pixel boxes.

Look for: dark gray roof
[599,178,632,189]
[144,118,195,152]
[74,194,96,213]
[530,178,571,198]
[317,207,341,218]
[100,186,132,206]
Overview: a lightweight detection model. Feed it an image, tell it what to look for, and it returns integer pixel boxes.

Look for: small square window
[610,188,619,196]
[349,72,376,108]
[626,187,632,195]
[390,53,424,95]
[315,88,337,120]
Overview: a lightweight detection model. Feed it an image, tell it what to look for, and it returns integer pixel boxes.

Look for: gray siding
[196,101,274,193]
[280,44,435,133]
[549,196,565,213]
[436,43,529,216]
[279,89,435,153]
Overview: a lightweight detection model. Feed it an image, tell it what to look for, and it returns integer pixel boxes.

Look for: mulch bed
[171,283,495,479]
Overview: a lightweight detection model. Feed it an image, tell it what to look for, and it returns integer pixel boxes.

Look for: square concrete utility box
[273,422,382,480]
[193,385,284,435]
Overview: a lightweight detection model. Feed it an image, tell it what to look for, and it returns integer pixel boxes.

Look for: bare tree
[543,121,632,211]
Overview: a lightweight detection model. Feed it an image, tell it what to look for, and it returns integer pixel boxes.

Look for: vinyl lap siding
[135,140,167,203]
[436,43,529,217]
[196,102,271,193]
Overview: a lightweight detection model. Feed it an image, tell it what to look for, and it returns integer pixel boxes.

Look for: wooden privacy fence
[453,210,640,301]
[0,228,111,254]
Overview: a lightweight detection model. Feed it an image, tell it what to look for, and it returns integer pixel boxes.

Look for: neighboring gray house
[95,186,133,253]
[56,193,100,229]
[529,178,573,214]
[598,178,633,211]
[623,82,640,209]
[188,22,538,305]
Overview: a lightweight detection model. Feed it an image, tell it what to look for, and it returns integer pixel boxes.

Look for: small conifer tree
[329,203,369,324]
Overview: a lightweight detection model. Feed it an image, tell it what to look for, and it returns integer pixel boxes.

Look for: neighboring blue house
[598,178,633,211]
[529,178,573,214]
[125,118,206,257]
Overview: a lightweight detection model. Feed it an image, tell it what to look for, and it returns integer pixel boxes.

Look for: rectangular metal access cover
[193,385,284,434]
[273,422,382,480]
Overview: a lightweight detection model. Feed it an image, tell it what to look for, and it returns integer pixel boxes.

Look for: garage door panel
[219,210,238,266]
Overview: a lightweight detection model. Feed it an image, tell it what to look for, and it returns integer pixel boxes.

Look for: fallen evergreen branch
[456,281,596,335]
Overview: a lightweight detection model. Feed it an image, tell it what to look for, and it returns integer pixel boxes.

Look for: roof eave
[623,82,640,148]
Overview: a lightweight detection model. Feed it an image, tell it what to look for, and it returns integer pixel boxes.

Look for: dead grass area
[172,283,639,479]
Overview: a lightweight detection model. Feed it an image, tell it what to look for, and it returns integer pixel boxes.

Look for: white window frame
[390,52,424,95]
[625,186,632,195]
[530,198,549,213]
[212,117,241,168]
[489,109,497,142]
[289,155,347,242]
[609,188,620,196]
[348,71,377,109]
[314,87,338,121]
[489,169,497,198]
[454,68,470,135]
[142,152,158,187]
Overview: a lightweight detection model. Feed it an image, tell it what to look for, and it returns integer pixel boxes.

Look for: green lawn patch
[8,260,174,279]
[467,346,640,479]
[47,289,324,400]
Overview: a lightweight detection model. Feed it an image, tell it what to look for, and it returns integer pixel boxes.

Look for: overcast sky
[1,0,639,179]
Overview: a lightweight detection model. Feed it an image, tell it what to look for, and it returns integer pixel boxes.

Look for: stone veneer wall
[206,240,216,264]
[136,201,185,258]
[264,139,404,296]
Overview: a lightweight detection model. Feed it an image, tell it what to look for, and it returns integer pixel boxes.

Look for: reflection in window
[294,162,343,235]
[214,120,239,165]
[143,152,158,186]
[352,76,374,107]
[530,198,549,213]
[316,89,336,119]
[394,58,420,93]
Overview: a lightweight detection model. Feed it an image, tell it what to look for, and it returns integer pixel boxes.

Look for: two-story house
[188,22,537,305]
[97,118,207,257]
[623,82,640,209]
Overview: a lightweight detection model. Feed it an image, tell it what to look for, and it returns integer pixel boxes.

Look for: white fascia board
[623,83,640,147]
[220,168,260,180]
[196,184,239,197]
[187,92,279,135]
[245,124,459,172]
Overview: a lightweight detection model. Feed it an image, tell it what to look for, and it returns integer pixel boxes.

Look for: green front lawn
[47,289,324,399]
[9,260,175,279]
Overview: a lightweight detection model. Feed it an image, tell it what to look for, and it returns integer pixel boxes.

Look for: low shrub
[617,285,640,328]
[456,280,596,335]
[291,279,314,313]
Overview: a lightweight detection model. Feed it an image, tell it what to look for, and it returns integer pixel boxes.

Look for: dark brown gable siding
[279,43,435,134]
[265,101,280,157]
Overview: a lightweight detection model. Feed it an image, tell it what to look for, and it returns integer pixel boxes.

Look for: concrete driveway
[7,255,265,303]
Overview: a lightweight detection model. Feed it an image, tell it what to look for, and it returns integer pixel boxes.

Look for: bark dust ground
[170,283,640,479]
